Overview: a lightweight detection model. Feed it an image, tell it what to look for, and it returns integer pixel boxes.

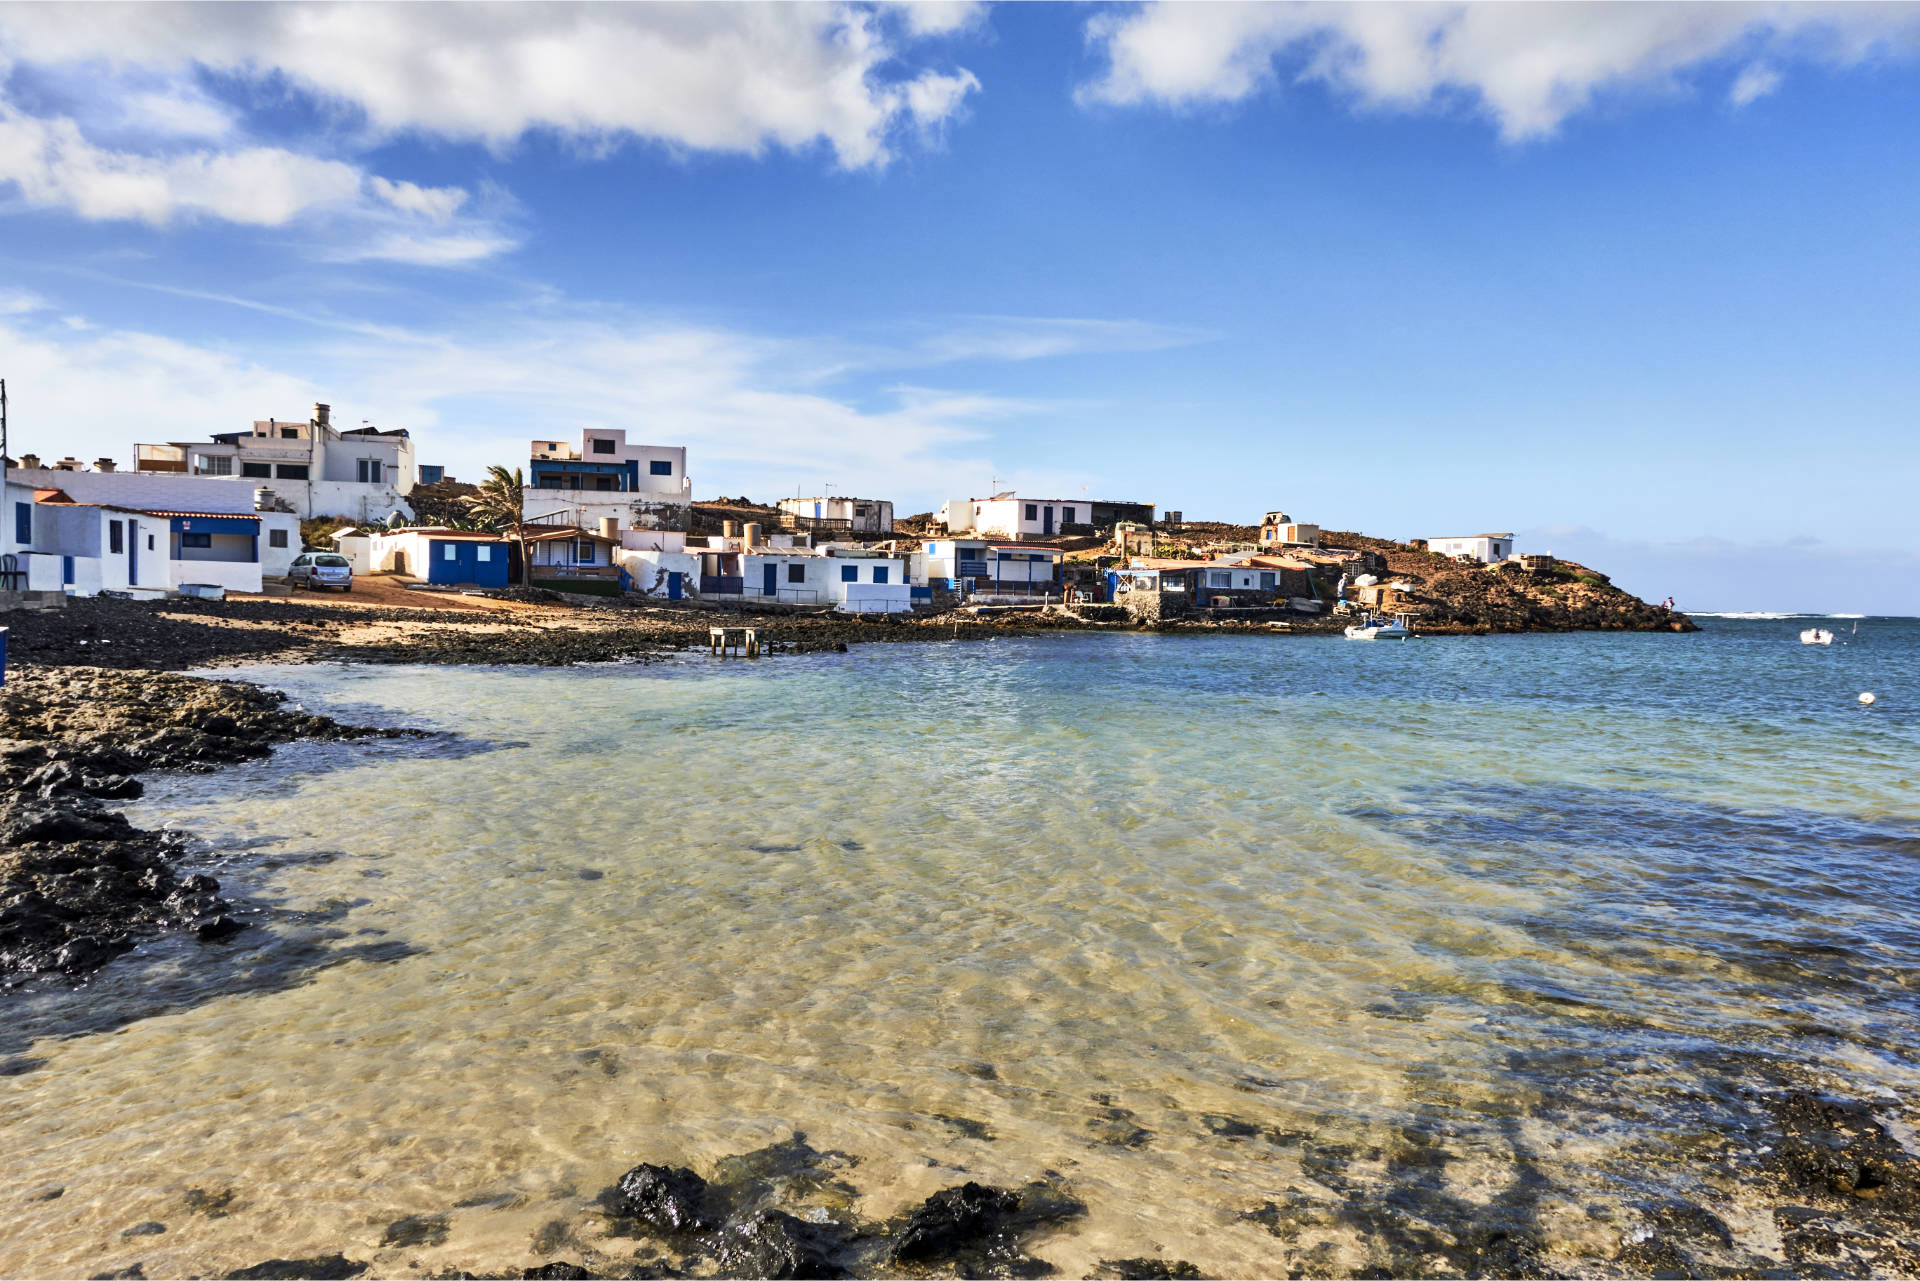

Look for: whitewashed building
[4,478,298,596]
[1427,533,1515,563]
[614,530,910,611]
[1259,510,1322,548]
[776,496,894,535]
[938,493,1094,541]
[922,538,1063,596]
[134,403,420,522]
[524,430,690,531]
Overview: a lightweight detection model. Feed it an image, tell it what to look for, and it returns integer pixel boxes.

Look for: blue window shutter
[873,566,888,584]
[13,502,29,545]
[650,459,673,476]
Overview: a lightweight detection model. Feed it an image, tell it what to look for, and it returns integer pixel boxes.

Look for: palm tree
[462,465,535,586]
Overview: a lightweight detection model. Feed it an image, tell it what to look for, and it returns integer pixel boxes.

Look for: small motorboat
[1346,613,1413,640]
[1800,628,1835,645]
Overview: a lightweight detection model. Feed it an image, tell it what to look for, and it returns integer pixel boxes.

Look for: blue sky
[2,2,1917,612]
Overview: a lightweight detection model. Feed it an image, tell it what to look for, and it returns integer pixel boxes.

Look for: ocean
[4,618,1917,1277]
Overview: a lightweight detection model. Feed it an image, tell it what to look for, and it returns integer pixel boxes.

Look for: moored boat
[1800,628,1834,645]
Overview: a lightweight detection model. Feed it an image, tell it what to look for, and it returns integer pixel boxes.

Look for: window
[293,555,309,567]
[13,501,30,545]
[357,459,383,484]
[269,529,289,548]
[576,540,595,563]
[872,566,888,584]
[549,442,562,450]
[443,545,457,560]
[181,533,212,549]
[787,563,805,583]
[1025,504,1037,520]
[1210,571,1230,587]
[840,565,857,582]
[281,427,298,439]
[241,462,272,478]
[591,438,616,454]
[148,534,155,550]
[854,505,869,517]
[109,521,123,554]
[593,476,615,491]
[198,454,233,476]
[1260,572,1276,590]
[649,459,673,476]
[926,542,938,554]
[539,475,563,488]
[276,464,309,480]
[477,546,493,561]
[1063,507,1076,524]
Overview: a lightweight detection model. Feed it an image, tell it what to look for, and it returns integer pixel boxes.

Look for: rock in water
[223,1258,368,1281]
[604,1163,714,1234]
[707,1210,847,1279]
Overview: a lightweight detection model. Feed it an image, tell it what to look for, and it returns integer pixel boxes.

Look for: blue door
[814,502,822,519]
[763,564,778,597]
[128,519,138,585]
[667,571,683,600]
[1043,506,1054,535]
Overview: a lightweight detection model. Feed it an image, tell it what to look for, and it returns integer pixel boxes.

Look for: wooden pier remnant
[708,625,761,657]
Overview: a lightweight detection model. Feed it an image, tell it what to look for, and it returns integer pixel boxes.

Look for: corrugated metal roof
[134,510,260,521]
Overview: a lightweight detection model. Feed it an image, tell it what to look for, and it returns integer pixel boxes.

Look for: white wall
[969,497,1085,540]
[9,467,258,514]
[1429,536,1512,563]
[837,582,912,613]
[331,532,372,573]
[169,557,262,593]
[613,547,701,596]
[260,512,301,577]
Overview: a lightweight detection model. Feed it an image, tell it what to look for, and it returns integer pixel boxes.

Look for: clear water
[4,620,1918,1277]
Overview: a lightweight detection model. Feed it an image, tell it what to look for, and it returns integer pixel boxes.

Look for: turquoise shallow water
[2,620,1918,1277]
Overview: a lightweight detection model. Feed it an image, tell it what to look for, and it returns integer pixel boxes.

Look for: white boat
[1800,628,1835,645]
[1346,613,1413,641]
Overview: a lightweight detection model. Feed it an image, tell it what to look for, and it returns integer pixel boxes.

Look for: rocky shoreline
[0,666,419,984]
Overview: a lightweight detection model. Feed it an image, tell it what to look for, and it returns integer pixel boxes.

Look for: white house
[614,530,910,611]
[4,468,299,596]
[524,429,689,531]
[5,482,297,596]
[776,496,894,535]
[1259,510,1321,548]
[922,538,1063,597]
[1427,533,1515,563]
[938,493,1095,541]
[134,403,418,523]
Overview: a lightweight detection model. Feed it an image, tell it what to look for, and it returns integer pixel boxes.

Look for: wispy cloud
[1079,3,1920,141]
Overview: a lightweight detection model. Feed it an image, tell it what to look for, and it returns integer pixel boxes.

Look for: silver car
[288,552,354,591]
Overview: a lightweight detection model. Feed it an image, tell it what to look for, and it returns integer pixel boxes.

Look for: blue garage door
[427,540,509,587]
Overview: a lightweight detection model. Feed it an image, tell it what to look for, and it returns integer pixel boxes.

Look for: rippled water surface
[5,621,1919,1277]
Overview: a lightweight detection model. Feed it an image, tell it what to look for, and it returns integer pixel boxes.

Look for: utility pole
[1,378,8,474]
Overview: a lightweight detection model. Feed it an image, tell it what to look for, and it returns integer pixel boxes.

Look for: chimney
[313,403,331,429]
[54,456,82,471]
[19,453,40,470]
[94,457,117,473]
[742,522,762,549]
[598,516,618,541]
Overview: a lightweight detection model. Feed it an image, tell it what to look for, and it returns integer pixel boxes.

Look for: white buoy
[1859,692,1877,705]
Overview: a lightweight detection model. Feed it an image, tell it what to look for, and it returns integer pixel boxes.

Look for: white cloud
[0,101,515,262]
[888,2,990,38]
[122,88,234,140]
[0,104,363,224]
[0,287,47,314]
[1080,3,1920,141]
[0,2,982,170]
[1730,62,1784,105]
[368,176,470,223]
[914,316,1208,363]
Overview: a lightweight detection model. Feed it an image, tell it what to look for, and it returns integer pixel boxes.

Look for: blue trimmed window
[840,565,857,582]
[13,502,29,545]
[649,460,673,475]
[180,533,213,548]
[872,566,888,584]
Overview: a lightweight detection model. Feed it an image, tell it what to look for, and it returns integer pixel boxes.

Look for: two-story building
[134,403,419,523]
[1259,509,1322,548]
[523,430,690,532]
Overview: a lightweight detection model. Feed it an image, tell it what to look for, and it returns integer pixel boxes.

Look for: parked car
[288,552,354,591]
